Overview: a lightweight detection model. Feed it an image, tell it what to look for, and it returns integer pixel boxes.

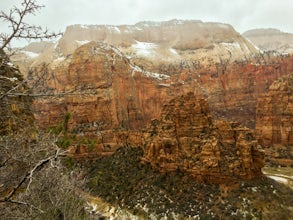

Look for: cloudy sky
[1,0,293,46]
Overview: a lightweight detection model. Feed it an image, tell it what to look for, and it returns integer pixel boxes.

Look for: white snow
[80,25,89,29]
[54,57,65,62]
[0,76,18,82]
[169,48,178,55]
[7,62,14,67]
[132,41,157,57]
[124,26,143,33]
[22,51,39,58]
[268,176,288,184]
[130,64,169,80]
[158,83,171,87]
[220,42,241,50]
[76,40,90,46]
[107,26,121,33]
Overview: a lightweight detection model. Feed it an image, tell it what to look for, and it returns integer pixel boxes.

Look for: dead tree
[0,0,61,51]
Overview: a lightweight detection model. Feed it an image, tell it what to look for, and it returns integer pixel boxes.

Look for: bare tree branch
[0,147,67,203]
[0,0,62,51]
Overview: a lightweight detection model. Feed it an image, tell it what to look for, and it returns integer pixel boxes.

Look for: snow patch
[220,42,241,50]
[132,41,157,57]
[0,76,18,82]
[158,83,171,87]
[107,26,121,33]
[22,51,39,58]
[268,176,288,184]
[76,40,90,46]
[7,62,14,67]
[130,64,169,80]
[80,25,89,29]
[54,57,65,62]
[169,48,178,55]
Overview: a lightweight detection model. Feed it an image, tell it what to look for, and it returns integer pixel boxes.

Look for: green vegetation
[85,146,293,219]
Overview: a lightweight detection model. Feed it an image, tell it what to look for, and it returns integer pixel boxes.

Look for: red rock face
[33,42,172,149]
[256,73,293,165]
[142,93,264,183]
[31,41,293,170]
[198,57,293,128]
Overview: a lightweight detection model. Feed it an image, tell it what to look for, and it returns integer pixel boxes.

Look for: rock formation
[256,73,293,165]
[142,93,264,183]
[33,41,172,151]
[29,40,293,167]
[12,19,259,71]
[10,20,293,169]
[243,28,293,54]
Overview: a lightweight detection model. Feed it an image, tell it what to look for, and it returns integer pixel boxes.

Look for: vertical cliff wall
[256,73,293,165]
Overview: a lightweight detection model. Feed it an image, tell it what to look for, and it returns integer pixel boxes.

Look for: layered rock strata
[142,93,264,183]
[256,73,293,165]
[243,28,293,54]
[33,42,172,151]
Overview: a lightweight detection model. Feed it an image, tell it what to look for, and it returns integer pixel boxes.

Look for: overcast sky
[1,0,293,46]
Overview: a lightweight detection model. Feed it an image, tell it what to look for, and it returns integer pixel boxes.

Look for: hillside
[243,28,293,54]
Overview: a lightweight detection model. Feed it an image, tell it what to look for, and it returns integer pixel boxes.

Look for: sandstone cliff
[13,20,259,71]
[256,73,293,165]
[29,41,266,182]
[11,21,293,169]
[142,93,264,183]
[33,41,173,152]
[243,28,293,54]
[30,41,293,157]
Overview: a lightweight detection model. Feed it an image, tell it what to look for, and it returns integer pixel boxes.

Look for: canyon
[3,19,293,218]
[14,20,293,170]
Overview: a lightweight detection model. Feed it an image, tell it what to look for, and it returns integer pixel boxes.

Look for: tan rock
[142,93,264,183]
[256,73,293,165]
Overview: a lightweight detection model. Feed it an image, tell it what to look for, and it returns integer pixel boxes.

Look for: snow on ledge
[22,51,39,58]
[76,40,90,46]
[132,41,157,57]
[107,26,121,33]
[130,64,170,80]
[220,42,241,50]
[0,76,18,82]
[268,175,288,184]
[169,48,178,55]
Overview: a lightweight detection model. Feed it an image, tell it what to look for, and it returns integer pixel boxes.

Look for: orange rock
[142,93,264,183]
[256,73,293,165]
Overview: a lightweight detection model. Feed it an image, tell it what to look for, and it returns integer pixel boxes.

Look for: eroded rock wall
[256,73,293,165]
[142,93,264,183]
